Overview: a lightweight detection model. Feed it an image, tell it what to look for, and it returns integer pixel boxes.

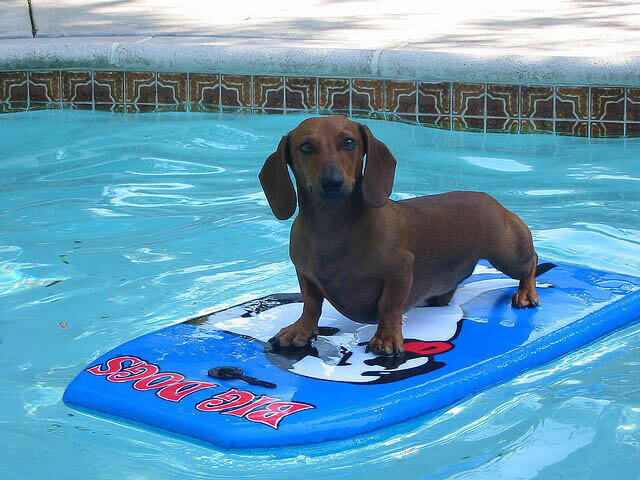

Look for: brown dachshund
[260,115,542,356]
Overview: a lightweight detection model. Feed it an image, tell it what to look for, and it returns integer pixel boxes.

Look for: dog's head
[259,116,397,219]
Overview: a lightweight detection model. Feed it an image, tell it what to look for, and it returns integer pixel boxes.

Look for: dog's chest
[316,267,382,321]
[301,239,369,280]
[295,242,383,318]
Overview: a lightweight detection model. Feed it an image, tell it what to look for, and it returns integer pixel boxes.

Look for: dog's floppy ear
[358,123,397,208]
[259,135,297,220]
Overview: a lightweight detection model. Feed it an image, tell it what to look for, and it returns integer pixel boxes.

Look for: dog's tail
[535,262,556,277]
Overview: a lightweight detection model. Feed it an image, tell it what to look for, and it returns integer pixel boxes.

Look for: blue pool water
[1,110,639,479]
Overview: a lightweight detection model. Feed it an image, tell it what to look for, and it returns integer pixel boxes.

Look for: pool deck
[2,0,640,85]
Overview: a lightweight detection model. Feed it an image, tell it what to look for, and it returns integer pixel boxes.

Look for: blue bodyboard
[63,261,640,448]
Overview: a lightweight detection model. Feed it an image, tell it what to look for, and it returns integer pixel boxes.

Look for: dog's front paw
[511,288,539,308]
[366,330,404,356]
[269,320,318,348]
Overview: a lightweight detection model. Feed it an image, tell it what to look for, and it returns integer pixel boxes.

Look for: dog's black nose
[320,171,344,193]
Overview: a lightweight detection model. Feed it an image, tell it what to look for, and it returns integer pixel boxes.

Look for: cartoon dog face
[204,265,551,384]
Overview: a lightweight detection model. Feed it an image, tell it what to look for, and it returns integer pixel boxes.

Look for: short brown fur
[259,116,540,356]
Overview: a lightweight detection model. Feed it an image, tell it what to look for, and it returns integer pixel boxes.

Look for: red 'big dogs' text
[86,355,314,429]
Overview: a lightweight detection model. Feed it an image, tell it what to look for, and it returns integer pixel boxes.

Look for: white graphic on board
[207,265,551,384]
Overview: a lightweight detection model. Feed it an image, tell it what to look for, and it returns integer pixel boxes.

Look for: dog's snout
[320,171,344,193]
[317,167,347,202]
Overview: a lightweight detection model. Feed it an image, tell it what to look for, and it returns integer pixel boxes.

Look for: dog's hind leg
[509,253,540,308]
[489,252,540,308]
[485,209,540,308]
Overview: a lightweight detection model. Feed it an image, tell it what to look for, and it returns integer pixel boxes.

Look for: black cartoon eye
[299,141,314,154]
[342,137,357,151]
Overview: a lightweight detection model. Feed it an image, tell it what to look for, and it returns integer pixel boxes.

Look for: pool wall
[2,68,639,138]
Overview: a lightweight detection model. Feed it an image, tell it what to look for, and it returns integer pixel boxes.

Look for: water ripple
[1,111,639,480]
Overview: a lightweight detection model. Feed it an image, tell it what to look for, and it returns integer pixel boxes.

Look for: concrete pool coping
[2,36,640,87]
[4,1,640,86]
[4,2,640,137]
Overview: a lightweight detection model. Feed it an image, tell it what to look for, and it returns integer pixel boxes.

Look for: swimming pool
[1,110,639,478]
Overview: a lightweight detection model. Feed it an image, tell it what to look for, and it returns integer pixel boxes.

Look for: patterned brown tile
[156,103,188,113]
[519,119,554,134]
[1,69,636,139]
[29,71,61,102]
[556,86,589,120]
[626,122,640,137]
[125,71,156,105]
[221,75,251,107]
[591,87,624,121]
[253,76,284,109]
[123,104,156,114]
[351,110,385,121]
[61,102,94,111]
[318,78,349,111]
[452,116,484,132]
[0,102,28,113]
[252,108,283,115]
[385,81,416,113]
[556,120,588,137]
[189,74,220,105]
[521,86,554,119]
[486,118,519,133]
[190,103,221,113]
[590,122,624,138]
[95,103,126,114]
[0,72,27,102]
[28,102,61,112]
[94,71,124,104]
[419,115,451,130]
[386,113,417,125]
[453,83,485,116]
[418,82,450,115]
[351,79,384,112]
[62,71,92,103]
[220,105,252,114]
[157,73,187,104]
[487,84,518,117]
[626,88,640,122]
[285,77,316,109]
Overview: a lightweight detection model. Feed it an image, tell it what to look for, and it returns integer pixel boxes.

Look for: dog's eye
[298,142,314,154]
[342,137,357,151]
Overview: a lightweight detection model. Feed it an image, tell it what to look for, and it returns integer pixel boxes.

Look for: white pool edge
[3,36,640,86]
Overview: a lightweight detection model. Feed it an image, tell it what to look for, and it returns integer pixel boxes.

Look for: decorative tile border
[2,70,640,137]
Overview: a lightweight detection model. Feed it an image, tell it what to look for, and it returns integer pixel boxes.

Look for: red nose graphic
[403,341,453,355]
